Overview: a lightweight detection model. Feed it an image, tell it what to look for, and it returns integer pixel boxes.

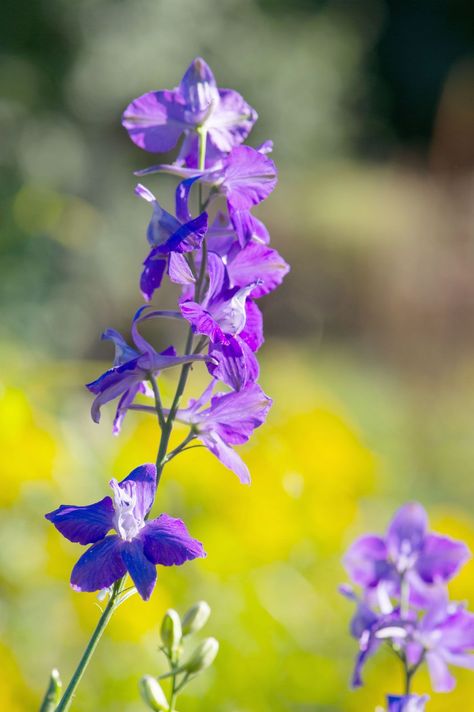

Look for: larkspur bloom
[45,464,205,600]
[343,502,470,605]
[386,695,429,711]
[86,307,210,433]
[122,57,257,165]
[175,381,272,483]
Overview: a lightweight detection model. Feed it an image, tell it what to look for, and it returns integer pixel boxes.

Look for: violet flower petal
[45,497,115,545]
[416,533,470,584]
[71,535,126,592]
[121,537,157,601]
[142,514,206,566]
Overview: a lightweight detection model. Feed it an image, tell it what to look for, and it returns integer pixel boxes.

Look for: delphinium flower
[341,502,474,710]
[43,57,288,712]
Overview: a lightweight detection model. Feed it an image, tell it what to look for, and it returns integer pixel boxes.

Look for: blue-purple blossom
[175,382,272,483]
[122,57,257,165]
[343,502,470,605]
[86,307,210,433]
[45,464,205,600]
[387,695,429,711]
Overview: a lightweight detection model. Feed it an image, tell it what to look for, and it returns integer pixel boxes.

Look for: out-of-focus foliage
[1,0,474,710]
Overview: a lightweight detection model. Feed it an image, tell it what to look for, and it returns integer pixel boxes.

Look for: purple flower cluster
[46,58,288,601]
[341,502,474,705]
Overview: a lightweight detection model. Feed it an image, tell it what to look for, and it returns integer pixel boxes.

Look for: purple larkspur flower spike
[87,307,210,432]
[45,464,205,600]
[176,382,272,483]
[387,695,429,711]
[122,57,257,165]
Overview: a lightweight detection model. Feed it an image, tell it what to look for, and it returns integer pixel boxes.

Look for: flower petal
[387,502,428,560]
[202,383,272,445]
[207,337,259,391]
[343,535,389,588]
[200,431,251,483]
[222,145,277,213]
[142,514,206,565]
[417,533,470,584]
[227,243,290,298]
[118,463,157,520]
[121,537,157,601]
[45,497,115,545]
[71,535,126,592]
[140,256,167,302]
[123,90,186,153]
[426,651,456,692]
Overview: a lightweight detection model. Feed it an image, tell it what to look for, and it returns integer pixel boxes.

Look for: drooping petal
[180,301,227,343]
[199,430,251,483]
[135,184,182,247]
[45,497,114,545]
[425,651,456,692]
[121,537,157,601]
[113,382,146,435]
[416,533,470,584]
[122,91,187,153]
[71,535,126,592]
[88,366,142,423]
[230,209,270,247]
[140,256,167,302]
[101,328,138,365]
[118,463,157,520]
[227,243,290,298]
[168,252,196,285]
[142,514,205,565]
[386,502,428,562]
[343,535,389,588]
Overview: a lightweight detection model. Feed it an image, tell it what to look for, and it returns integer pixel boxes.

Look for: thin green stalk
[54,578,126,712]
[149,373,165,429]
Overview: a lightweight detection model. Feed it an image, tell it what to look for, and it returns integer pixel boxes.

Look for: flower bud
[139,676,169,711]
[181,601,211,636]
[160,609,182,656]
[183,637,219,674]
[39,669,62,712]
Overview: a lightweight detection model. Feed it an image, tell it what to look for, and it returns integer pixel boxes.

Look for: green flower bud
[181,601,211,636]
[160,608,182,656]
[39,669,62,712]
[183,637,219,674]
[139,675,169,711]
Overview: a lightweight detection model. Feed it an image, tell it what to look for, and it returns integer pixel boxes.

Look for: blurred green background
[1,0,474,710]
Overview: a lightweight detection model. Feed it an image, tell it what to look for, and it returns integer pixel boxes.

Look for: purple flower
[176,382,272,483]
[87,307,209,432]
[45,464,205,600]
[122,57,257,164]
[343,502,470,602]
[135,183,208,301]
[387,695,429,711]
[408,599,474,692]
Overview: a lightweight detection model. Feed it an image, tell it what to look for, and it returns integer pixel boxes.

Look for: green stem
[54,578,126,712]
[149,374,165,430]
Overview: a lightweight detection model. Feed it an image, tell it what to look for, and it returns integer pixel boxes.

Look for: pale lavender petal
[122,90,187,153]
[180,301,227,343]
[239,299,263,352]
[118,463,157,520]
[426,651,456,692]
[417,533,470,584]
[200,431,251,483]
[202,383,272,444]
[142,513,206,566]
[206,89,257,153]
[121,537,157,601]
[101,329,138,366]
[227,243,290,297]
[179,57,218,114]
[387,502,428,560]
[45,497,114,545]
[71,535,126,592]
[230,210,270,247]
[343,535,389,588]
[168,252,195,285]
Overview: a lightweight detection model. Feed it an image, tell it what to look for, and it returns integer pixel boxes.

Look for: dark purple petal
[140,256,167,302]
[88,368,141,423]
[142,514,205,565]
[387,695,429,711]
[199,431,251,483]
[207,337,259,391]
[176,176,201,222]
[135,184,182,247]
[118,463,157,520]
[156,212,207,254]
[71,535,126,592]
[221,146,277,213]
[122,90,187,153]
[417,533,470,584]
[387,502,428,561]
[227,243,290,297]
[45,497,114,545]
[239,299,264,352]
[121,538,157,601]
[343,535,389,588]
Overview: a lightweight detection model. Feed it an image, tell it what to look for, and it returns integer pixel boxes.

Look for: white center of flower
[110,479,144,542]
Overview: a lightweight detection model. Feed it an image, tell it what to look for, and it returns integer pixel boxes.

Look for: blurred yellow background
[1,0,474,710]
